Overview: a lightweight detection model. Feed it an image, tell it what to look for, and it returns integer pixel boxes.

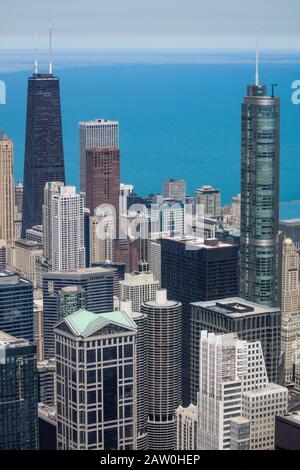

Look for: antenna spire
[34,33,39,74]
[255,32,259,86]
[49,20,53,74]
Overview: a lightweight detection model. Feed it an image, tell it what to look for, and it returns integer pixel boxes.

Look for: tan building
[0,133,15,262]
[13,239,43,288]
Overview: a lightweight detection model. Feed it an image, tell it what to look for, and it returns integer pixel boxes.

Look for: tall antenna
[34,33,39,74]
[255,31,259,86]
[49,20,53,74]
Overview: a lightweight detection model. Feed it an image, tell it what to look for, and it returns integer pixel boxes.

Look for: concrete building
[26,225,43,244]
[191,297,281,400]
[148,239,161,286]
[43,181,64,263]
[120,262,159,312]
[55,308,137,450]
[141,290,182,450]
[13,239,43,288]
[230,417,250,450]
[37,358,56,407]
[176,404,198,450]
[163,179,186,202]
[195,185,221,218]
[51,186,85,271]
[275,412,300,450]
[79,119,119,194]
[0,133,14,249]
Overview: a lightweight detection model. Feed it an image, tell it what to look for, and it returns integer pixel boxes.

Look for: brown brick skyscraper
[85,147,120,222]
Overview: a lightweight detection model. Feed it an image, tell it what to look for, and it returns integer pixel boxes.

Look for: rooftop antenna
[34,33,38,74]
[255,31,259,86]
[49,20,53,74]
[271,83,278,98]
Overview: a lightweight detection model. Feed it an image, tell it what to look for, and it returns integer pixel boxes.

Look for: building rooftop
[277,412,300,425]
[79,118,119,126]
[0,331,29,348]
[280,219,300,225]
[56,308,137,337]
[0,132,9,141]
[45,266,114,278]
[243,383,287,397]
[164,236,235,249]
[191,297,280,317]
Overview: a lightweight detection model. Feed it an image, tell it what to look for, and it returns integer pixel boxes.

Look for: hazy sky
[1,0,299,51]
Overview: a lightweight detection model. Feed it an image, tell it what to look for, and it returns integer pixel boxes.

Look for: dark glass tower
[21,72,65,236]
[240,78,280,307]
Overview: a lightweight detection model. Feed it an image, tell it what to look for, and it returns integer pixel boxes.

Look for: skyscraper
[0,270,34,342]
[240,53,280,307]
[163,178,186,202]
[0,133,14,248]
[22,62,65,237]
[55,308,137,450]
[51,186,85,272]
[42,181,64,263]
[141,289,182,450]
[161,237,239,405]
[43,267,114,359]
[0,331,39,450]
[195,185,221,219]
[79,119,119,193]
[85,147,120,221]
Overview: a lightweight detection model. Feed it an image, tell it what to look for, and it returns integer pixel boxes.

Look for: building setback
[161,237,239,405]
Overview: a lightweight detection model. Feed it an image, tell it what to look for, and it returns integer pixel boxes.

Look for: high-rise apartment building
[51,186,85,272]
[163,179,186,202]
[191,297,281,399]
[79,119,119,193]
[13,239,43,288]
[141,290,182,450]
[148,239,161,286]
[0,133,14,248]
[43,267,114,359]
[22,71,65,237]
[149,199,185,238]
[55,308,137,450]
[43,182,64,263]
[198,331,287,450]
[161,237,239,405]
[0,270,34,342]
[119,262,159,312]
[279,237,300,384]
[0,331,39,449]
[14,182,23,214]
[240,78,280,307]
[195,185,221,218]
[176,404,198,450]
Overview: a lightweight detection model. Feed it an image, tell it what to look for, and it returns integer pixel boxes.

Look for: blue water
[1,61,300,218]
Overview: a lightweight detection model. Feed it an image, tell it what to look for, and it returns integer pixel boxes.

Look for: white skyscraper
[198,331,288,450]
[120,262,159,312]
[43,182,65,262]
[176,404,198,450]
[51,186,85,272]
[79,119,119,193]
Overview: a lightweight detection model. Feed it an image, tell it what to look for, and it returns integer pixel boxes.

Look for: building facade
[0,133,14,249]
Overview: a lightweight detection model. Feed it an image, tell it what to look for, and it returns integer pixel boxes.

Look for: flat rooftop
[165,236,236,249]
[45,266,114,277]
[278,412,300,425]
[0,331,29,348]
[191,297,280,317]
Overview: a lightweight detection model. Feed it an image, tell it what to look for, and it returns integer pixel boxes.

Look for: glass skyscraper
[0,331,39,449]
[240,83,280,307]
[21,72,65,237]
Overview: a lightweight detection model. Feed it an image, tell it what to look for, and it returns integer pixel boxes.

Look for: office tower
[141,289,181,450]
[94,260,126,297]
[198,331,287,450]
[55,308,137,450]
[0,133,14,249]
[37,358,56,406]
[163,179,186,202]
[0,245,6,270]
[79,119,119,193]
[89,215,114,264]
[120,183,134,215]
[43,267,114,358]
[148,239,161,286]
[280,237,300,385]
[175,404,198,450]
[51,186,85,271]
[26,225,43,244]
[275,412,300,450]
[119,262,159,312]
[149,199,185,238]
[22,67,65,237]
[58,286,85,318]
[240,64,280,308]
[195,185,221,218]
[230,417,250,450]
[120,300,148,449]
[85,147,120,219]
[43,182,64,262]
[191,297,281,400]
[279,219,300,244]
[13,239,43,288]
[0,270,34,342]
[14,182,23,214]
[84,209,91,268]
[0,331,39,449]
[34,299,44,361]
[161,237,239,405]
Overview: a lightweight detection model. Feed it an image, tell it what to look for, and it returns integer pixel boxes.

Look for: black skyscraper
[22,72,65,236]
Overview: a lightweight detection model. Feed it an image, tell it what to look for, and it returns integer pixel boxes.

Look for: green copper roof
[64,308,136,337]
